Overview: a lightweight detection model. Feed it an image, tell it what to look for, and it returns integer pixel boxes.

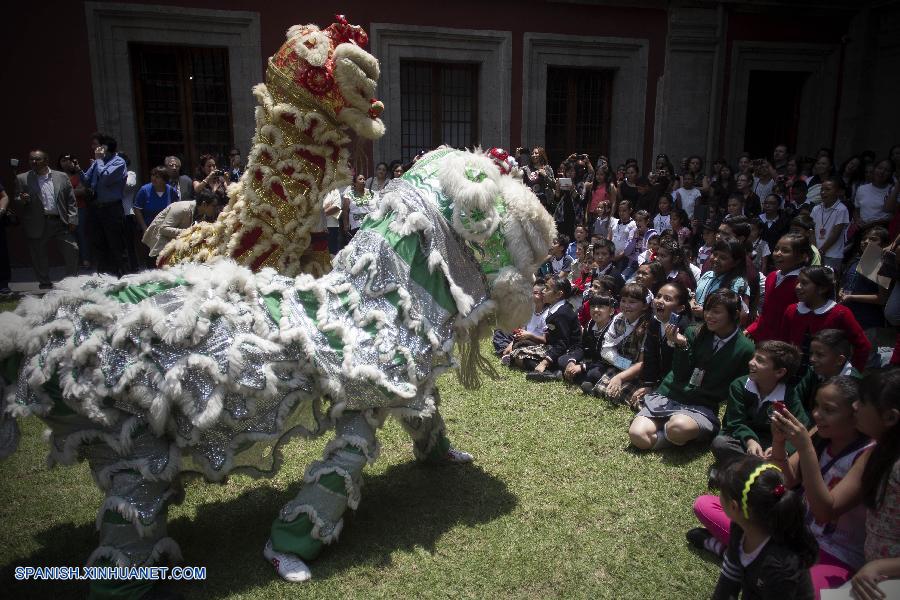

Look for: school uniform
[759,212,789,252]
[591,312,648,406]
[792,360,859,413]
[746,268,801,343]
[637,326,755,443]
[713,522,814,600]
[558,318,609,381]
[780,301,872,371]
[711,375,810,466]
[543,300,581,368]
[638,317,678,389]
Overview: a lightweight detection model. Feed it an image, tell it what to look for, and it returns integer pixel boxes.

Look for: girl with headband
[711,456,818,599]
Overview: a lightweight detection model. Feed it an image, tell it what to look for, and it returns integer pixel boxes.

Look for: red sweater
[746,270,799,343]
[780,301,872,369]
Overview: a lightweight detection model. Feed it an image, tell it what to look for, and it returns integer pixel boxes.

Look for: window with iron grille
[130,44,233,179]
[400,61,479,165]
[544,67,613,169]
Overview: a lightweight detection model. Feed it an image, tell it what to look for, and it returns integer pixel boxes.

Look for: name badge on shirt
[689,368,705,387]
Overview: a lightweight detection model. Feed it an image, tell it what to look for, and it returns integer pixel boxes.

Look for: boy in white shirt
[673,172,702,219]
[811,176,850,272]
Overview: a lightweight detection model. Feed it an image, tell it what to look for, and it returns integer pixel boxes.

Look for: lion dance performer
[0,18,555,598]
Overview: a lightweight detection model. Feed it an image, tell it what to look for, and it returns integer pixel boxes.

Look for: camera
[212,169,224,177]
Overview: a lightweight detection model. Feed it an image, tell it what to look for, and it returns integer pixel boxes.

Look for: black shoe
[38,282,53,290]
[526,370,561,382]
[580,381,595,394]
[707,465,720,490]
[687,527,724,558]
[686,527,713,552]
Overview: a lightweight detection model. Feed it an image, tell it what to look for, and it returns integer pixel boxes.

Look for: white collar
[36,169,52,180]
[796,300,837,315]
[714,327,740,348]
[775,267,801,286]
[840,360,854,376]
[547,299,566,315]
[744,378,786,405]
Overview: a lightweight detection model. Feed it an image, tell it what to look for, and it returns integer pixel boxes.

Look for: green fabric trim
[296,290,344,358]
[87,560,154,600]
[106,279,187,304]
[262,292,282,322]
[361,213,457,315]
[316,471,349,496]
[102,509,131,525]
[270,515,323,561]
[425,434,452,462]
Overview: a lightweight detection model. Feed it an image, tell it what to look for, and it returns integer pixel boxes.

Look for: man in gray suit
[14,150,79,289]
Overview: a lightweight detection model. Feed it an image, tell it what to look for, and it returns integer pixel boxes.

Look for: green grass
[0,343,721,599]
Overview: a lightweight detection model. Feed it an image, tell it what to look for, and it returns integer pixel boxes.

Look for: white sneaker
[446,447,474,463]
[264,539,311,582]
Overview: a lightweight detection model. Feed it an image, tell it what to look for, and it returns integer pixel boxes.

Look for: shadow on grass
[1,461,516,599]
[621,440,710,466]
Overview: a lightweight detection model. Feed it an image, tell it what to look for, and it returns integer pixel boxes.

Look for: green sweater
[793,362,861,412]
[721,375,810,447]
[655,326,755,411]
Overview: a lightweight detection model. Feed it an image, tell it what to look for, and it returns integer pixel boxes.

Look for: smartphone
[9,158,18,168]
[558,177,573,190]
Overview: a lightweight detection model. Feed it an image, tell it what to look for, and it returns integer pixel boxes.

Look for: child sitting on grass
[628,289,755,451]
[711,341,809,470]
[709,457,818,599]
[525,276,582,381]
[628,281,691,409]
[561,295,616,385]
[584,282,650,405]
[775,377,873,596]
[496,278,548,360]
[691,377,871,598]
[773,368,900,599]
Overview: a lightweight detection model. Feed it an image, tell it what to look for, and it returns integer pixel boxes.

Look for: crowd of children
[493,155,900,596]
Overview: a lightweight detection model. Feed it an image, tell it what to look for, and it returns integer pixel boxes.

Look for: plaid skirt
[593,365,643,410]
[509,343,548,364]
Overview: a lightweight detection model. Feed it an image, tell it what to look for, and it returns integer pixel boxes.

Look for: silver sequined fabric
[6,159,494,482]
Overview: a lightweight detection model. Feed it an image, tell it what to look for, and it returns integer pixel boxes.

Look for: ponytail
[720,457,818,568]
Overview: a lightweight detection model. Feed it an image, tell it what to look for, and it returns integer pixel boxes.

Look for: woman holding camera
[524,147,556,214]
[193,154,229,203]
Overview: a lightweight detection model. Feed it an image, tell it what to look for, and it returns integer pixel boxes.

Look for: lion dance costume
[0,17,554,599]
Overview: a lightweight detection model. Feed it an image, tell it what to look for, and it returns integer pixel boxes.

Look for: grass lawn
[0,331,722,599]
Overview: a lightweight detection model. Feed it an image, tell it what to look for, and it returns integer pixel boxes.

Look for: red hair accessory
[773,484,786,498]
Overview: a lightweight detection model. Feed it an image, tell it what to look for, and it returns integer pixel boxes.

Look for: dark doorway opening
[130,44,233,180]
[544,67,613,170]
[743,70,808,160]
